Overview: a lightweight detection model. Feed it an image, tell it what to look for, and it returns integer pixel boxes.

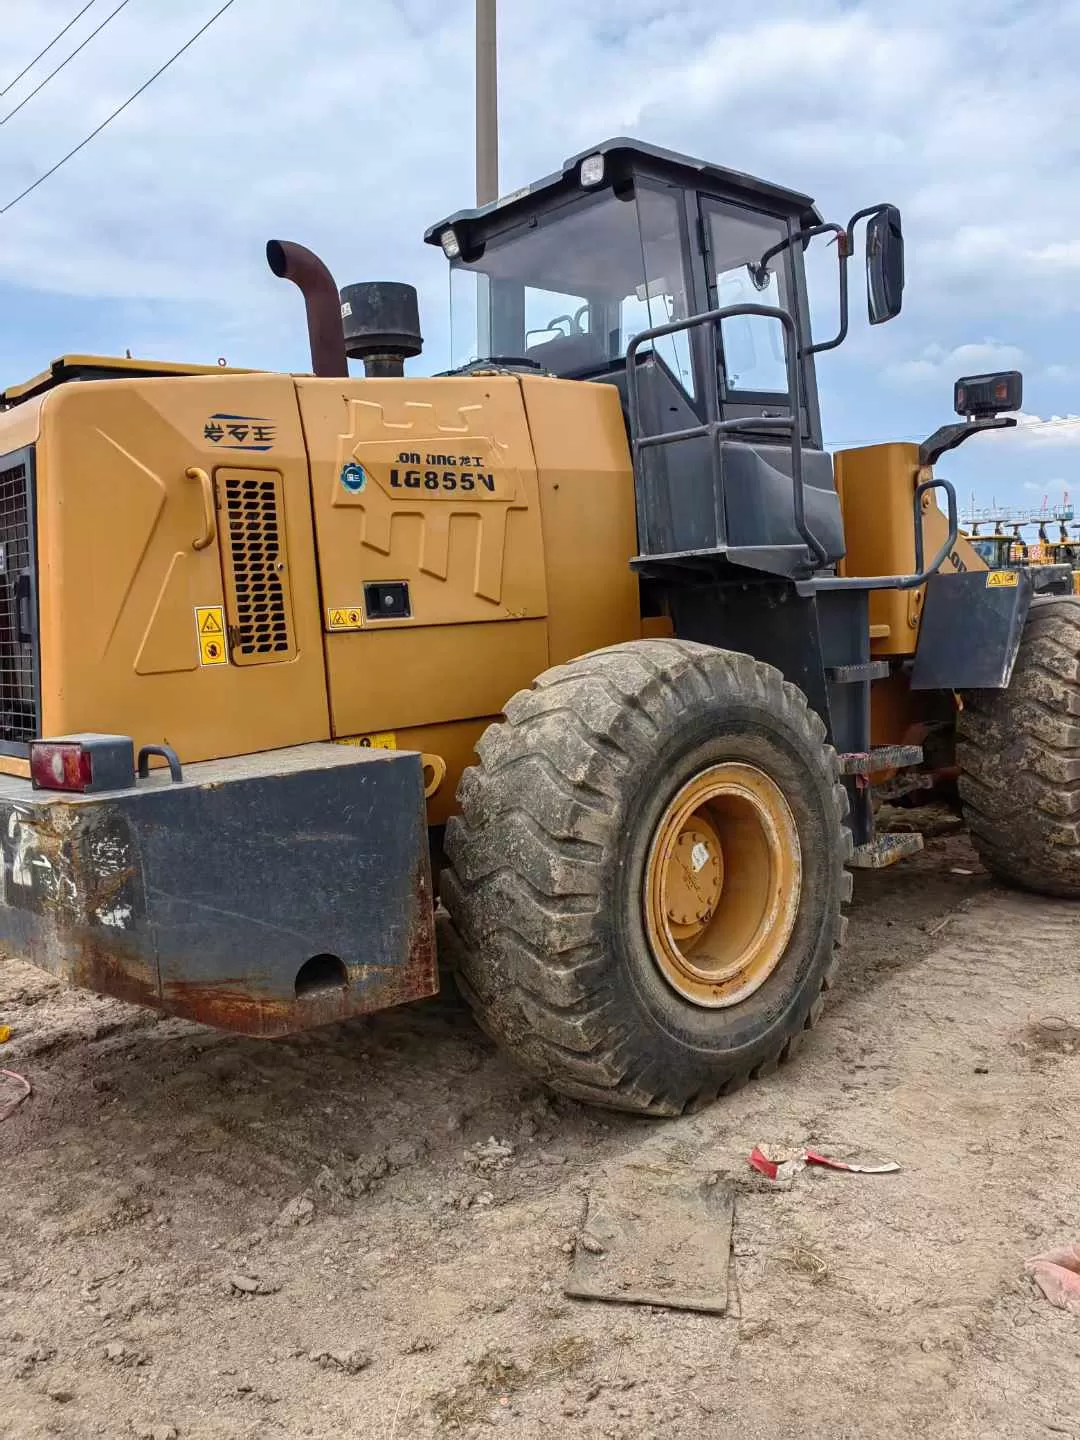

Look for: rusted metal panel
[0,743,437,1035]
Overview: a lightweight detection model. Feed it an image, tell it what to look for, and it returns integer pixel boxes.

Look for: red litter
[804,1149,900,1175]
[749,1146,782,1180]
[749,1145,899,1182]
[748,1146,804,1186]
[1027,1243,1080,1315]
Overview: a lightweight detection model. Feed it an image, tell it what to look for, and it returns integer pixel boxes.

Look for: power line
[0,0,238,218]
[2,0,136,127]
[1,0,99,97]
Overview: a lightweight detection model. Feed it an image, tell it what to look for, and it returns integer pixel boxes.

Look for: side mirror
[866,205,904,324]
[954,370,1023,418]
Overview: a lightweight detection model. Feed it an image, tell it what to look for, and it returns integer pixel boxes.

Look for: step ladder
[837,746,926,869]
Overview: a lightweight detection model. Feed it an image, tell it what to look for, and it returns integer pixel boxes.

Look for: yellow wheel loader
[0,138,1074,1113]
[1035,522,1080,596]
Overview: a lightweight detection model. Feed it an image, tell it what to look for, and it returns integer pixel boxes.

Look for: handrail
[625,303,828,569]
[806,477,959,594]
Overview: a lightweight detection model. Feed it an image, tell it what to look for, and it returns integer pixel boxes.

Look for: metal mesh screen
[221,473,295,663]
[0,459,37,744]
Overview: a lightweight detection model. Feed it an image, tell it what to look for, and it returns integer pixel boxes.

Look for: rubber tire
[957,595,1080,898]
[440,639,851,1116]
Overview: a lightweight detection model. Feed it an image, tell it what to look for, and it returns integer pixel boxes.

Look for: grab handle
[185,467,217,551]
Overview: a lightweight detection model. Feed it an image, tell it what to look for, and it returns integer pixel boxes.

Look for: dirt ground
[2,829,1079,1440]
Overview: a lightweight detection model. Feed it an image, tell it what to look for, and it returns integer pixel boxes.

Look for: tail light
[30,734,135,794]
[31,741,93,792]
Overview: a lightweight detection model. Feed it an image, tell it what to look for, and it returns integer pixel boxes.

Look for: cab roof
[424,136,821,251]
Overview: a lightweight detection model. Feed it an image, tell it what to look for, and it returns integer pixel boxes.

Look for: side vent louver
[219,470,297,666]
[0,454,38,747]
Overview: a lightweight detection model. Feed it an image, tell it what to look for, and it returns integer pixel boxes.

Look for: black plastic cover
[340,282,423,363]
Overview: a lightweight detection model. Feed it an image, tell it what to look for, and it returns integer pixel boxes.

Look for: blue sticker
[340,462,367,493]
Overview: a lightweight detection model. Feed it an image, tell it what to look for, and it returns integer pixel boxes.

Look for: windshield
[449,187,695,393]
[970,537,1014,567]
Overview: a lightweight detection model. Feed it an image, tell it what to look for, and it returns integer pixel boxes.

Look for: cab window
[449,186,695,396]
[704,201,793,396]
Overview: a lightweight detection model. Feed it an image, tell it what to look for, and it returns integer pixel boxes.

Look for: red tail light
[30,741,94,792]
[29,735,136,794]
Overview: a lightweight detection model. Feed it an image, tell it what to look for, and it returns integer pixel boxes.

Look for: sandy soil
[1,830,1079,1440]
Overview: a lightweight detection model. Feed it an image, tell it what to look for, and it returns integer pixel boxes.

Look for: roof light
[580,153,606,188]
[439,228,461,259]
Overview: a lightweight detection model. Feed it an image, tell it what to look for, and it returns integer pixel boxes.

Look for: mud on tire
[958,595,1080,898]
[440,639,851,1116]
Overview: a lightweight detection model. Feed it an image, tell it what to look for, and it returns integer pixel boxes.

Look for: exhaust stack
[266,240,348,379]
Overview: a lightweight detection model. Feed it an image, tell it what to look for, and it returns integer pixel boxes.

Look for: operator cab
[426,138,904,582]
[968,531,1017,569]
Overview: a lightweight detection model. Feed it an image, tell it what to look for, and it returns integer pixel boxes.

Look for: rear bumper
[0,743,436,1035]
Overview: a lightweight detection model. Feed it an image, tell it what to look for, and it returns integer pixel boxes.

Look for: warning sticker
[327,607,364,631]
[194,605,228,666]
[337,732,397,750]
[691,841,711,873]
[986,570,1019,588]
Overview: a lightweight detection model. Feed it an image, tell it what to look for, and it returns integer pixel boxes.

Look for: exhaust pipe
[266,239,348,379]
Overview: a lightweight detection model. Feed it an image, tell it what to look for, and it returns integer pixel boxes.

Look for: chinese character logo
[340,462,367,493]
[202,414,276,451]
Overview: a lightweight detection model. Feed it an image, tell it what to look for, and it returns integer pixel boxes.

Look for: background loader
[0,137,1075,1115]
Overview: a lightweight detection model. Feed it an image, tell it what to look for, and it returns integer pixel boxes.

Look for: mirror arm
[845,203,894,250]
[751,207,898,359]
[918,416,1017,469]
[802,222,850,355]
[809,205,893,353]
[751,235,793,285]
[752,222,851,357]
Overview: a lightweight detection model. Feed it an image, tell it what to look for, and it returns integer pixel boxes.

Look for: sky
[1,0,1078,518]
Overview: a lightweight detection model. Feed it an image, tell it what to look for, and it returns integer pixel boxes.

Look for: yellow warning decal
[194,605,228,666]
[327,606,364,631]
[986,570,1019,588]
[336,732,397,750]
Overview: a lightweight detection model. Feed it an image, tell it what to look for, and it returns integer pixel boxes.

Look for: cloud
[0,0,1076,406]
[1006,413,1080,446]
[886,341,1026,387]
[973,412,1080,460]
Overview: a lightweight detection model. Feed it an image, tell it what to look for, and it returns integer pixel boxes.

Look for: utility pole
[476,0,498,206]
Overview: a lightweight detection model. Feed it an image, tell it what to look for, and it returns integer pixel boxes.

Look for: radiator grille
[0,458,37,745]
[220,471,296,665]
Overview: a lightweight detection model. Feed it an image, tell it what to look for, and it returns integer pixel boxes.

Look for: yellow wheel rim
[644,763,802,1008]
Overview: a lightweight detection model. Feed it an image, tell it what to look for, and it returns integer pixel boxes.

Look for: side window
[522,286,609,373]
[619,287,695,398]
[707,204,792,396]
[715,265,787,392]
[631,188,696,399]
[524,287,590,349]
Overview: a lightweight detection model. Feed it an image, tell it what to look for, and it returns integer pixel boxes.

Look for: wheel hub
[664,819,724,934]
[644,762,802,1009]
